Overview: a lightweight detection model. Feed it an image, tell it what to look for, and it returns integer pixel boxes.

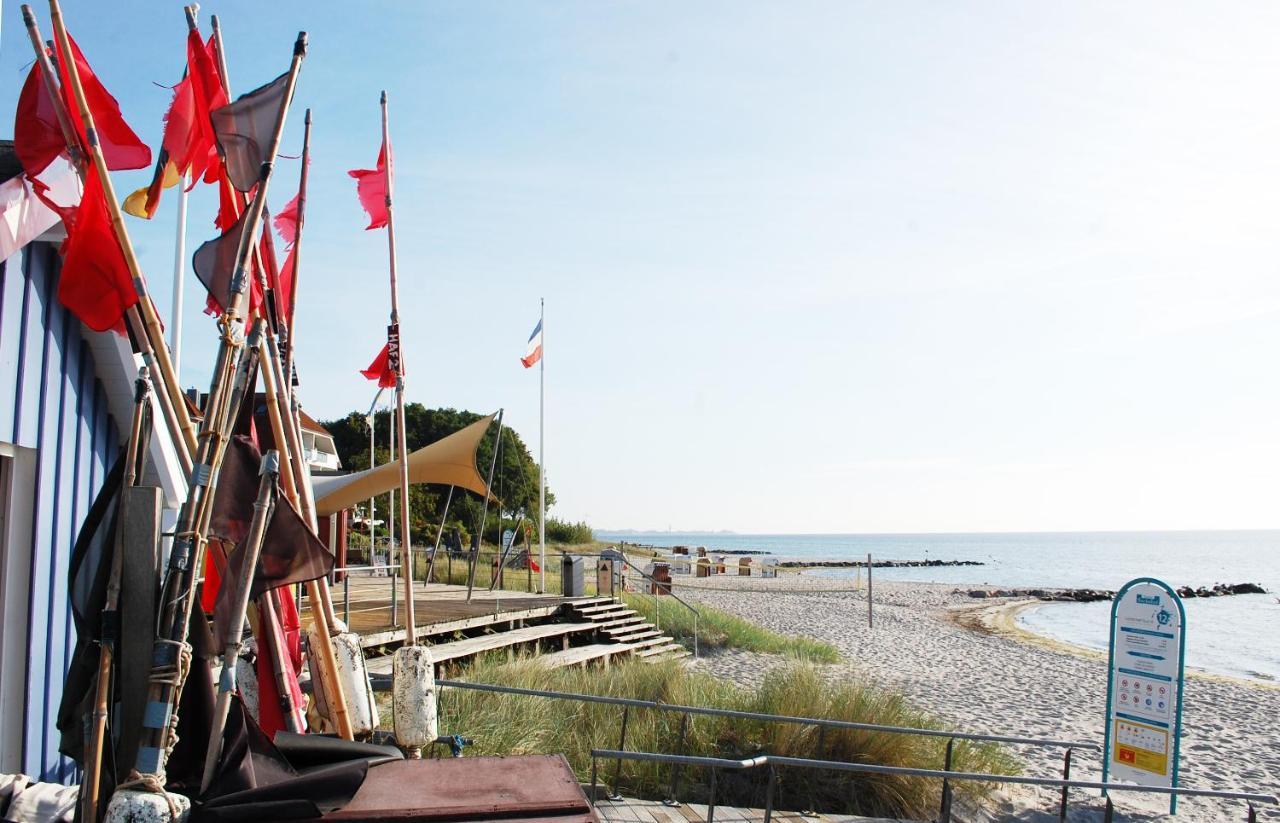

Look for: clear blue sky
[6,2,1280,533]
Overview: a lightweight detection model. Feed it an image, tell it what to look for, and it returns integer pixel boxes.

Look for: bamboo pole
[209,15,353,739]
[282,108,310,396]
[80,368,151,823]
[256,328,353,739]
[199,450,279,794]
[42,2,197,461]
[76,19,308,783]
[21,5,195,477]
[380,91,416,638]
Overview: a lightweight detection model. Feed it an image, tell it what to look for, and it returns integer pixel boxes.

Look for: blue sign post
[1102,578,1186,814]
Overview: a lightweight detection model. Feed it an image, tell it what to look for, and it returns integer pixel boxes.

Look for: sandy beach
[670,574,1279,822]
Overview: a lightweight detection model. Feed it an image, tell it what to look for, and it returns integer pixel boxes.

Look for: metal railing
[586,748,1278,823]
[620,562,701,659]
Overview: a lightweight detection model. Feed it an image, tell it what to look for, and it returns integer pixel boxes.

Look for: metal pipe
[1059,748,1072,822]
[436,680,1098,750]
[664,715,689,806]
[590,749,1279,806]
[940,737,954,823]
[610,705,630,800]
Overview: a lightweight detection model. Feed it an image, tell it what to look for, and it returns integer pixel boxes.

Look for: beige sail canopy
[312,413,496,517]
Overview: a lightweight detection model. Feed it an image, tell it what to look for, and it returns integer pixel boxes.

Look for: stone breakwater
[962,582,1267,602]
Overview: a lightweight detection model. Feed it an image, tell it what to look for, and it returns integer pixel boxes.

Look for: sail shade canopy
[312,413,496,516]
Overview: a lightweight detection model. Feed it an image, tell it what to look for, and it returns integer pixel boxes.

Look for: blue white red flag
[521,319,543,368]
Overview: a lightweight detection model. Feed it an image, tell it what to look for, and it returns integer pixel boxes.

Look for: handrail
[621,558,701,658]
[588,748,1278,822]
[434,679,1097,750]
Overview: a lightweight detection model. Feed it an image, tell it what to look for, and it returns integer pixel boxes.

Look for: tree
[319,404,555,547]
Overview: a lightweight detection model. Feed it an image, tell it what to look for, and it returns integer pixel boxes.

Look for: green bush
[546,517,594,544]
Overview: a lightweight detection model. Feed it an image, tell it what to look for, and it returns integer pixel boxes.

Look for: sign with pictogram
[1102,578,1185,813]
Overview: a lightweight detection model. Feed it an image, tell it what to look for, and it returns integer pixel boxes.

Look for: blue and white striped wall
[0,240,121,783]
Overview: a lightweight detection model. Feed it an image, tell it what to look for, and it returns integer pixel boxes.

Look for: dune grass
[424,656,1015,819]
[623,593,842,663]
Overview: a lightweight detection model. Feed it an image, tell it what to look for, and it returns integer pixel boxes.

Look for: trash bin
[562,554,585,597]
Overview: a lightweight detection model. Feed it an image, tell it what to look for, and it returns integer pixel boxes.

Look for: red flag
[124,33,228,220]
[187,32,229,184]
[348,139,389,230]
[57,170,137,332]
[360,343,397,388]
[53,33,151,171]
[13,63,68,179]
[273,189,301,245]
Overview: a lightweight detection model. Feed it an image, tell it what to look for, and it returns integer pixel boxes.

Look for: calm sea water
[596,530,1280,682]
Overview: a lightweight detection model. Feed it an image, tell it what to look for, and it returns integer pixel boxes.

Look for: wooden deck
[593,797,895,823]
[308,578,601,648]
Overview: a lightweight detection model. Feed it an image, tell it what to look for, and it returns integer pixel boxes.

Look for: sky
[5,2,1280,534]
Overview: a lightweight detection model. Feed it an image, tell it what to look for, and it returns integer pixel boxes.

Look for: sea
[594,530,1280,683]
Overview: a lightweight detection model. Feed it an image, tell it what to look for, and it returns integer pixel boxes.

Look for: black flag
[211,72,290,192]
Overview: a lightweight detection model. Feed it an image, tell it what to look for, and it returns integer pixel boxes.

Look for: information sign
[1102,578,1186,813]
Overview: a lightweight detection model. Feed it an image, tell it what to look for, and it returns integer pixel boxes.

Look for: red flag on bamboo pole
[51,33,150,172]
[360,343,397,388]
[347,139,389,230]
[56,170,137,332]
[124,32,228,219]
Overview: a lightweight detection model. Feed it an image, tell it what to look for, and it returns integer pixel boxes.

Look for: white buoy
[391,645,436,756]
[331,629,379,736]
[235,637,260,724]
[306,621,379,737]
[102,789,191,822]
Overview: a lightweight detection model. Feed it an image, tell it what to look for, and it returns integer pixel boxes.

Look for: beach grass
[623,593,842,663]
[421,655,1015,819]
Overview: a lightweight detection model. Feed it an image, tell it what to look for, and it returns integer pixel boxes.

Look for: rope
[116,639,192,821]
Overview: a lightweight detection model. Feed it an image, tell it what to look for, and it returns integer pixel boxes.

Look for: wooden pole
[210,14,353,738]
[256,327,353,739]
[82,18,308,782]
[42,2,197,461]
[199,450,279,794]
[282,108,311,398]
[80,368,151,823]
[21,5,195,476]
[867,552,873,629]
[380,91,417,639]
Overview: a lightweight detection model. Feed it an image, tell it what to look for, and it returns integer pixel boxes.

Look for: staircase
[562,599,690,664]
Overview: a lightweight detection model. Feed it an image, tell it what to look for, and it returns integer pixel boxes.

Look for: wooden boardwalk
[306,578,597,648]
[593,797,895,823]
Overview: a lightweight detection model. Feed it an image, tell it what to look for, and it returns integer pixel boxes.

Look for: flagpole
[381,90,416,641]
[539,297,546,593]
[170,176,188,376]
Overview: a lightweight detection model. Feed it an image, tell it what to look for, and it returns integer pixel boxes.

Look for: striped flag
[521,319,543,368]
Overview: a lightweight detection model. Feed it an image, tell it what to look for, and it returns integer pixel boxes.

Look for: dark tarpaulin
[56,455,125,767]
[186,697,384,822]
[209,436,334,649]
[210,71,289,192]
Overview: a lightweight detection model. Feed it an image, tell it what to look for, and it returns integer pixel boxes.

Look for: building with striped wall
[0,151,187,783]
